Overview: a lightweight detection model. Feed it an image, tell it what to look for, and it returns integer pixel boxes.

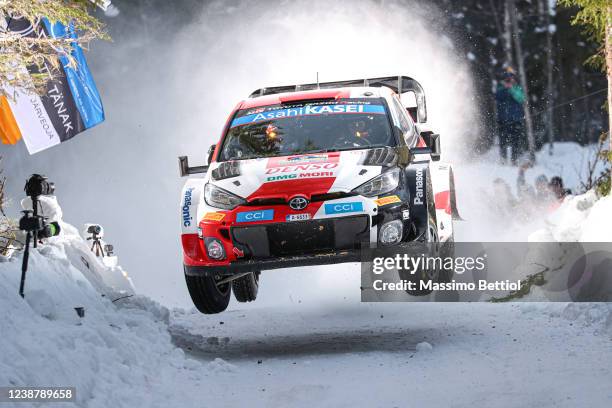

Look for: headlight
[204,183,245,210]
[352,168,400,197]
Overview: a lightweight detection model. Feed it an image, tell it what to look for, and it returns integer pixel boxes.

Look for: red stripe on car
[435,190,452,215]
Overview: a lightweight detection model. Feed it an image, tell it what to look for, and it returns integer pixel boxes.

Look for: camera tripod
[19,174,59,298]
[88,232,106,257]
[19,197,40,298]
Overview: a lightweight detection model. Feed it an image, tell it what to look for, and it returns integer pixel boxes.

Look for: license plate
[286,213,311,222]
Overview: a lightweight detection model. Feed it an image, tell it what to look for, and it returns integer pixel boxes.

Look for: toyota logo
[289,196,309,210]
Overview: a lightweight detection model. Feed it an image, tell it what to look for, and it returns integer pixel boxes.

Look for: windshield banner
[231,104,385,128]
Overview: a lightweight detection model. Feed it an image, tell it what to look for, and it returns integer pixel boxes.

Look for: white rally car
[179,76,460,313]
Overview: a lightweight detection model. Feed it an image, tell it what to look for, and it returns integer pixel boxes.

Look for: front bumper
[232,215,369,258]
[185,249,361,276]
[182,194,410,272]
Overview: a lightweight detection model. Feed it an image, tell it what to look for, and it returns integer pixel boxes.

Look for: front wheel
[184,267,231,314]
[400,215,440,296]
[232,272,260,302]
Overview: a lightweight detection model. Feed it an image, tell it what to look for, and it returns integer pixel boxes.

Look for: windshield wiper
[300,148,341,154]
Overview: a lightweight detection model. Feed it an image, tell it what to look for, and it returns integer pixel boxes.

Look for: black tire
[439,236,455,283]
[232,272,260,302]
[184,267,231,314]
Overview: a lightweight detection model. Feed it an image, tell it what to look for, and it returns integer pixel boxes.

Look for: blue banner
[232,104,385,128]
[43,19,105,129]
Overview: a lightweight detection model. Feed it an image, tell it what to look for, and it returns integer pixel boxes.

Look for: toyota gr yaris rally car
[179,76,460,314]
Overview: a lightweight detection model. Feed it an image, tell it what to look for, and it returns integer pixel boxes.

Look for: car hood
[208,149,396,202]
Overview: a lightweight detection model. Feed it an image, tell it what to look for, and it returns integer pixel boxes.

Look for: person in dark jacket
[495,69,526,165]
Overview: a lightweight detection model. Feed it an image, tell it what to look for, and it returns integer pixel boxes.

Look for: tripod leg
[20,232,32,298]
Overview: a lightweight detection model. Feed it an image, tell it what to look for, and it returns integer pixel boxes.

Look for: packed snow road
[170,301,612,408]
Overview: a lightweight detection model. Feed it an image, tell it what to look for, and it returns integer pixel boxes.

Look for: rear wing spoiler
[249,75,427,123]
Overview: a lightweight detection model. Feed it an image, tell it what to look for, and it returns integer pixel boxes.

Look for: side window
[392,96,411,133]
[391,96,417,146]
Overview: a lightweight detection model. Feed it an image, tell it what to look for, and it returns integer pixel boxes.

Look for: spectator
[549,176,571,201]
[517,163,551,201]
[495,68,526,165]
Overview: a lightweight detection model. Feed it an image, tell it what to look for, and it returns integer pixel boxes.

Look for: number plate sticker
[286,213,311,222]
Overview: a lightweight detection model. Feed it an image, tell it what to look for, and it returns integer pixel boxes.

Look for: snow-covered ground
[2,166,612,407]
[170,302,612,408]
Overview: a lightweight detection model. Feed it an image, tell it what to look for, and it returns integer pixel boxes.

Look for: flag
[0,16,104,154]
[0,96,21,144]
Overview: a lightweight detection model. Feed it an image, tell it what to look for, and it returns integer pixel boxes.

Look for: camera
[19,213,61,239]
[86,224,107,257]
[24,174,55,198]
[87,225,103,235]
[104,244,114,256]
[19,174,60,240]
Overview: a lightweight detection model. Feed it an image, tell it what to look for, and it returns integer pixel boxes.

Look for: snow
[415,341,433,352]
[452,142,607,241]
[531,191,612,242]
[0,199,207,407]
[169,303,612,407]
[103,4,120,18]
[4,229,612,407]
[2,145,612,407]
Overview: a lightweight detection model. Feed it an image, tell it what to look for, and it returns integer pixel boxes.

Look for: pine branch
[0,0,109,97]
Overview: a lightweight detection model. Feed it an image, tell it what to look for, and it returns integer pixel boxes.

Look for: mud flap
[405,162,432,241]
[449,167,463,221]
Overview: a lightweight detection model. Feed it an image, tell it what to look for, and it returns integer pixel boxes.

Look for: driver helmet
[348,119,370,138]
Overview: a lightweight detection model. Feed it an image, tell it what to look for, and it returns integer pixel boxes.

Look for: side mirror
[206,144,216,165]
[178,156,208,177]
[178,144,216,177]
[409,132,441,162]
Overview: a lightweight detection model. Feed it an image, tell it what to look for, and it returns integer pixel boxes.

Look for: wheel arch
[429,162,461,242]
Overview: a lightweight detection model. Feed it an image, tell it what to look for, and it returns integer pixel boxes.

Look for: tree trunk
[503,1,515,67]
[508,0,537,163]
[542,0,555,154]
[606,6,612,159]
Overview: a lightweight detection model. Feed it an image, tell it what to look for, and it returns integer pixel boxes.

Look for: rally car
[179,76,460,314]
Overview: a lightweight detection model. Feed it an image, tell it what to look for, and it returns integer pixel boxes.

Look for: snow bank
[0,198,206,408]
[529,190,612,242]
[454,141,606,241]
[528,187,612,334]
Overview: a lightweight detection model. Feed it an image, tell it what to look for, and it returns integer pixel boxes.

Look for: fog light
[379,220,403,246]
[204,238,226,260]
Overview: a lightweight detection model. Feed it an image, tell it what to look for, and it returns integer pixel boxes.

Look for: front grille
[311,192,357,202]
[245,191,356,207]
[231,215,369,258]
[245,198,286,206]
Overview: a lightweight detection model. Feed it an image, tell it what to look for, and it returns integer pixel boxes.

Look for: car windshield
[218,98,395,161]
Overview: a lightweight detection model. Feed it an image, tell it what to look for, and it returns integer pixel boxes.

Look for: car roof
[239,86,393,109]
